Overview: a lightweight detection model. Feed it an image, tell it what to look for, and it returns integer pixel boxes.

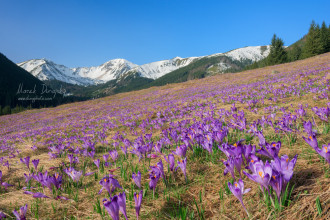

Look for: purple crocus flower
[132,171,142,188]
[64,167,82,182]
[88,151,95,158]
[314,144,330,164]
[68,154,74,166]
[154,142,163,153]
[109,150,118,162]
[269,170,283,201]
[103,196,120,220]
[134,190,143,220]
[24,191,49,198]
[256,131,266,146]
[303,121,314,136]
[145,133,152,141]
[84,172,95,176]
[149,159,166,185]
[12,204,28,220]
[173,145,187,158]
[164,154,175,172]
[231,103,237,112]
[94,159,100,169]
[302,134,318,150]
[219,143,231,158]
[156,159,166,182]
[214,128,228,144]
[20,156,30,170]
[182,136,192,149]
[228,141,243,157]
[202,140,213,153]
[243,160,272,189]
[74,156,79,164]
[117,192,128,220]
[242,144,256,163]
[149,174,159,195]
[103,154,109,162]
[1,182,13,190]
[0,211,5,219]
[99,175,122,196]
[31,159,39,171]
[234,155,243,178]
[271,154,298,183]
[49,172,63,189]
[228,179,250,216]
[33,171,48,184]
[120,146,128,156]
[223,157,236,180]
[24,173,33,183]
[296,107,306,117]
[176,158,187,181]
[257,141,281,159]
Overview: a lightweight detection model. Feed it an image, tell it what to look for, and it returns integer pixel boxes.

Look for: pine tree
[303,21,322,58]
[267,34,287,65]
[320,21,330,53]
[288,44,302,61]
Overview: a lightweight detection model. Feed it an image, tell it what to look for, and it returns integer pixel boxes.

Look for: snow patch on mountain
[225,46,270,61]
[206,46,270,61]
[72,59,138,82]
[18,45,270,85]
[18,59,95,85]
[134,56,198,79]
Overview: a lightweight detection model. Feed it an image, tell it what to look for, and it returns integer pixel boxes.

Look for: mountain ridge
[18,45,270,86]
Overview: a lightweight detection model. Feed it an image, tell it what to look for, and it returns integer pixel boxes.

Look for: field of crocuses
[0,53,329,219]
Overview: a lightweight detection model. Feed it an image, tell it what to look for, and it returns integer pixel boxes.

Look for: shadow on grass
[291,168,322,191]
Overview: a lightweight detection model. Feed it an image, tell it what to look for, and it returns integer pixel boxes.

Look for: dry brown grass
[0,53,329,219]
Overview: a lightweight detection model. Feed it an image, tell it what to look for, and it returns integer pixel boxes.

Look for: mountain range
[18,46,270,87]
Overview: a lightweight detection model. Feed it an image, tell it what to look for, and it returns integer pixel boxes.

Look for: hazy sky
[1,0,329,67]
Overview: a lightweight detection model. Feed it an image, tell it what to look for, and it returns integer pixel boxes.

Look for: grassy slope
[0,53,329,219]
[286,35,307,51]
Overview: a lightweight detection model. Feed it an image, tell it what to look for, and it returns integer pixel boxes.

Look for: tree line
[245,21,330,70]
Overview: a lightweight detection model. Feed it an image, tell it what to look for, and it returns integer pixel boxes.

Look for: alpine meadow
[0,1,330,220]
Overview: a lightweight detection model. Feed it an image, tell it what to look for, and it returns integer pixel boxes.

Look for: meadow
[0,53,329,219]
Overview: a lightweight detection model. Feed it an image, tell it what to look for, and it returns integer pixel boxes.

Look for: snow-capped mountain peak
[18,45,270,85]
[18,59,95,85]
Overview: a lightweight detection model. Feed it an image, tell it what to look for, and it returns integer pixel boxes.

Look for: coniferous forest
[245,21,330,70]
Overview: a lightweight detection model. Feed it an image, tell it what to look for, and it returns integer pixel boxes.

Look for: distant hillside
[0,53,53,109]
[286,35,307,51]
[0,53,85,115]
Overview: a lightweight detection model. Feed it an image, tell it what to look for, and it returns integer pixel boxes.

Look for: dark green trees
[320,21,330,53]
[267,34,287,65]
[288,44,302,61]
[302,21,330,58]
[303,21,323,58]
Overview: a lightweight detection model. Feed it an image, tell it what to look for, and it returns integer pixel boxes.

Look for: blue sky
[1,0,329,67]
